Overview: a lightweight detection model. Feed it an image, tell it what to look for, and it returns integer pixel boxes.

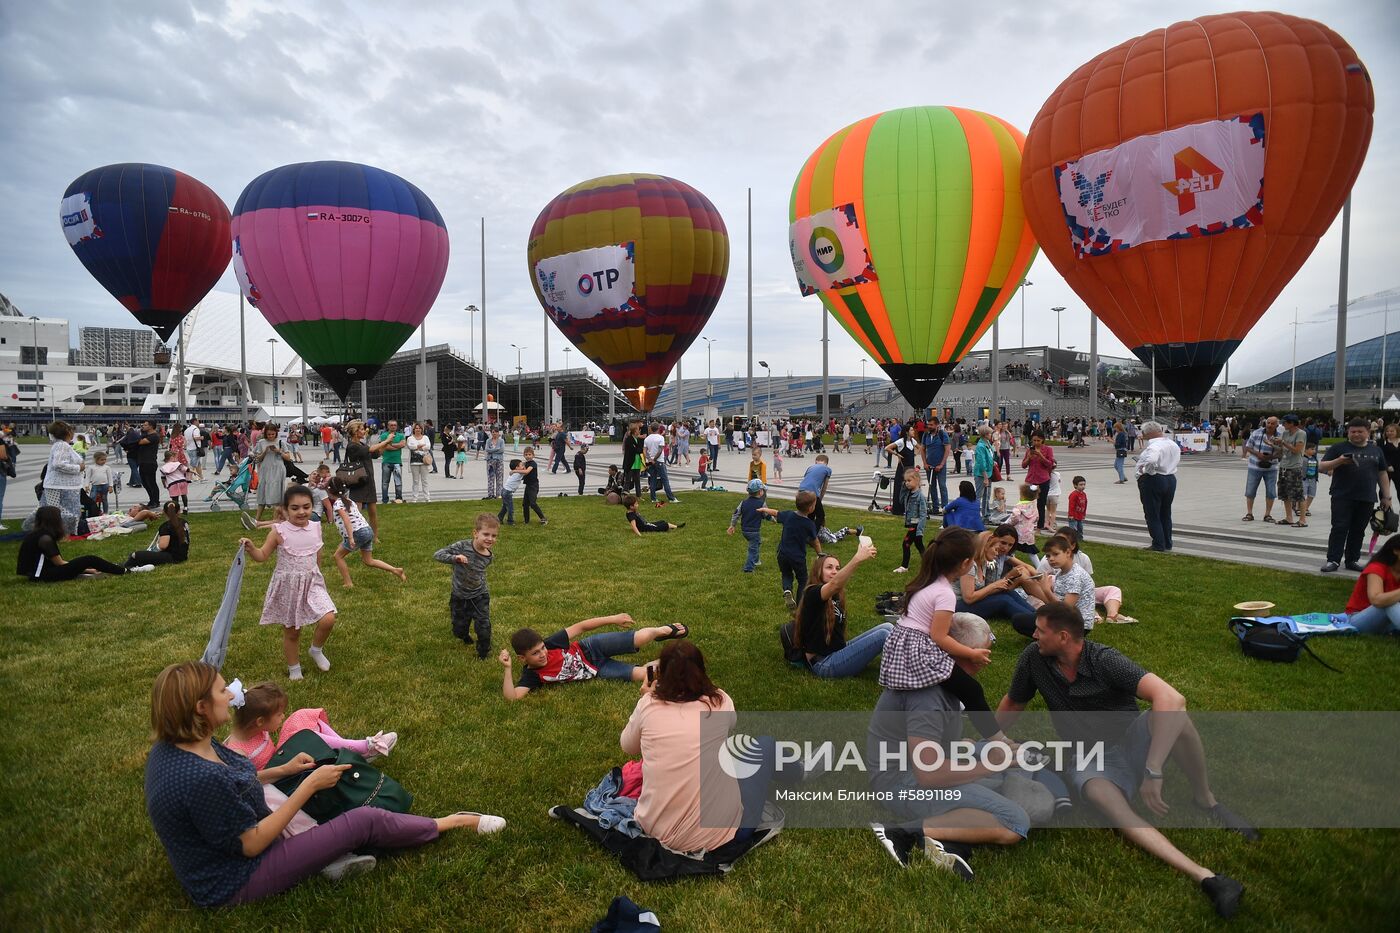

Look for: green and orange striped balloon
[789,106,1038,409]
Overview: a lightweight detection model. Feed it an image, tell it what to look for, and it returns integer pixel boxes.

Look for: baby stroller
[206,458,254,513]
[867,470,895,513]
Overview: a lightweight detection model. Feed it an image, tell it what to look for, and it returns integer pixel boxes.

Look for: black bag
[269,730,413,823]
[778,621,806,667]
[410,450,424,464]
[1228,618,1340,671]
[336,460,368,488]
[1370,506,1397,536]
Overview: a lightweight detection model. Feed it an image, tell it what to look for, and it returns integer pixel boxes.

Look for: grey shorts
[1066,711,1152,800]
[885,778,1030,839]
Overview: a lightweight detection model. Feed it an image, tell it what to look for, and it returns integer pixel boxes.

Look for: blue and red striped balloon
[60,163,231,341]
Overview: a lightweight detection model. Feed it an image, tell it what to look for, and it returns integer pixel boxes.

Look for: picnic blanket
[1243,613,1360,637]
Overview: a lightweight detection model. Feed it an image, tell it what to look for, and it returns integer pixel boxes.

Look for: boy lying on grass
[499,613,689,701]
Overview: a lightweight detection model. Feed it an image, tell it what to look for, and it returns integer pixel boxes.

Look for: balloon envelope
[790,106,1038,410]
[1021,11,1374,406]
[61,163,231,341]
[527,174,729,412]
[231,161,450,397]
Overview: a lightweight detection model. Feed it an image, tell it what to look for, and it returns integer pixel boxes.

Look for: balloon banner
[790,204,878,295]
[535,243,639,321]
[1057,114,1266,258]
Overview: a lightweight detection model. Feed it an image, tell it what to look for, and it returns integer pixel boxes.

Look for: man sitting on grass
[996,603,1256,920]
[499,614,688,701]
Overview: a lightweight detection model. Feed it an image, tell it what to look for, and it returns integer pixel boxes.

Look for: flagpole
[481,217,489,425]
[746,186,754,421]
[238,293,248,425]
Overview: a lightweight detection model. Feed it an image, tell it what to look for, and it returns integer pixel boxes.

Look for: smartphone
[646,665,655,685]
[859,534,874,550]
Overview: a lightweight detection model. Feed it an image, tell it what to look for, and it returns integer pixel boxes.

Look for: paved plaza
[2,436,1360,576]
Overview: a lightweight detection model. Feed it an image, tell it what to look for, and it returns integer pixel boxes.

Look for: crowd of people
[10,402,1400,922]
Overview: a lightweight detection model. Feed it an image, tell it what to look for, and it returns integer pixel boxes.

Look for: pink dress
[225,730,276,769]
[260,520,337,629]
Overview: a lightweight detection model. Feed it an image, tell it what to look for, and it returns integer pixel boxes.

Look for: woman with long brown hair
[620,641,770,852]
[793,539,890,677]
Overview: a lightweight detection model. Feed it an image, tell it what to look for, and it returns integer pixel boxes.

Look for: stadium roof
[177,291,306,378]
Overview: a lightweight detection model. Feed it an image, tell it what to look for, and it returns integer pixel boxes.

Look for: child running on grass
[498,458,524,523]
[238,485,338,681]
[727,478,770,572]
[434,513,498,658]
[499,613,688,700]
[325,477,406,587]
[622,494,684,534]
[689,449,712,489]
[758,489,822,610]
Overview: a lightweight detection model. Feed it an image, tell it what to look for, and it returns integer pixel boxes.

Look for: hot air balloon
[231,161,450,397]
[790,107,1039,409]
[1021,11,1374,407]
[527,174,729,412]
[60,163,231,341]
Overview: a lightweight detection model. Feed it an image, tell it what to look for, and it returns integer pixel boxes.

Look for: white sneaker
[366,730,398,758]
[457,811,507,834]
[126,564,155,573]
[892,566,908,574]
[321,852,376,882]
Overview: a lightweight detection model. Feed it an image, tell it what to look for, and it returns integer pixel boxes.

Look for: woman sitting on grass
[144,660,504,908]
[956,525,1051,635]
[620,641,770,853]
[794,539,892,677]
[1343,534,1400,634]
[16,505,128,582]
[125,502,191,570]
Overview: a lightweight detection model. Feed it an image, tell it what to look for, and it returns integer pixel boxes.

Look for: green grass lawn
[3,494,1399,931]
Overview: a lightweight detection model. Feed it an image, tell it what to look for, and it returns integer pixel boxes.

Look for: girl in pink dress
[160,450,190,511]
[238,485,338,681]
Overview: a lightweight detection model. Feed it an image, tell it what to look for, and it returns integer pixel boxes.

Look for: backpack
[1228,618,1340,671]
[778,621,806,668]
[269,730,413,822]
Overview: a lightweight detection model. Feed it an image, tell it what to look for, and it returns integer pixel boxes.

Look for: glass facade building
[1250,333,1399,393]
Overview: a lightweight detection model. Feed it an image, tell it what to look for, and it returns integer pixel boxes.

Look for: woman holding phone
[956,526,1052,636]
[792,539,892,677]
[1020,434,1056,529]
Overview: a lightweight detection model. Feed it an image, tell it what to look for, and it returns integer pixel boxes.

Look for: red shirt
[1346,561,1400,613]
[1068,489,1088,521]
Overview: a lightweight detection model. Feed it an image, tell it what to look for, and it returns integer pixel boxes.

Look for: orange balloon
[1021,11,1373,405]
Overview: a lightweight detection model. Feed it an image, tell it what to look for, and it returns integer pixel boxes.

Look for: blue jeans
[807,623,893,678]
[646,462,676,501]
[579,629,640,679]
[497,490,515,523]
[1113,454,1126,482]
[1245,466,1277,501]
[974,474,991,518]
[709,443,719,469]
[743,530,761,571]
[927,467,948,511]
[1067,518,1084,538]
[1347,604,1400,635]
[213,447,228,473]
[381,462,403,502]
[1137,473,1176,550]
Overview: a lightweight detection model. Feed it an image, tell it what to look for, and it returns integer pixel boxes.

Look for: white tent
[253,403,326,422]
[472,401,506,412]
[1384,394,1400,411]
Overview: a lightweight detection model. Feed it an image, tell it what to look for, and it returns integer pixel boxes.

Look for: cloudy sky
[2,0,1396,388]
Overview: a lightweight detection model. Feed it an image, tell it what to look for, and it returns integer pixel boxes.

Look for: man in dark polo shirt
[1320,417,1392,573]
[996,603,1255,920]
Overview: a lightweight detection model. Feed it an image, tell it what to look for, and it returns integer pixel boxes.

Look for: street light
[860,357,868,404]
[510,343,527,420]
[1051,306,1066,350]
[702,337,717,399]
[465,305,478,363]
[1019,280,1033,346]
[758,360,771,419]
[29,315,39,417]
[266,338,279,414]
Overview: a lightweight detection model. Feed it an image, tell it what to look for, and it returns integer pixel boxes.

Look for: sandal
[1241,514,1255,521]
[1107,613,1139,624]
[656,622,689,641]
[1262,515,1276,523]
[1295,521,1309,528]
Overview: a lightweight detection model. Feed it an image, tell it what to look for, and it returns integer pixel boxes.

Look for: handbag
[336,460,368,488]
[410,450,424,464]
[268,730,413,823]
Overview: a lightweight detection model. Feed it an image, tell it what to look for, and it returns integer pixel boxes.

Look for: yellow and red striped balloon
[790,106,1038,408]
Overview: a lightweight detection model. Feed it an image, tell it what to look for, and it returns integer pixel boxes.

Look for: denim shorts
[1065,711,1152,800]
[1244,466,1278,500]
[341,526,374,552]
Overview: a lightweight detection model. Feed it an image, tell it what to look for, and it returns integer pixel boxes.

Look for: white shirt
[1137,435,1181,476]
[643,432,665,462]
[704,426,719,445]
[406,434,432,457]
[184,425,200,448]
